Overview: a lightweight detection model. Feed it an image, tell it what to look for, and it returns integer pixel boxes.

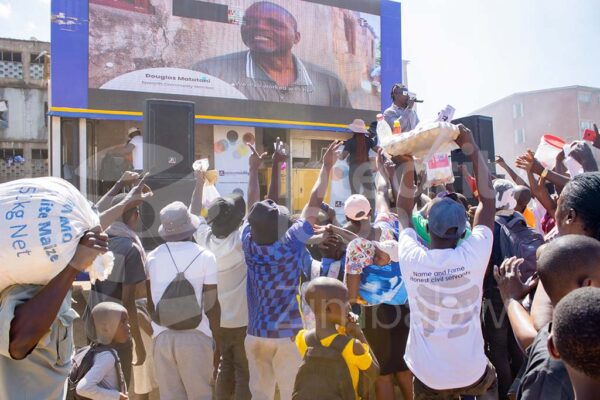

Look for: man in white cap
[338,119,381,211]
[145,201,221,400]
[110,127,144,172]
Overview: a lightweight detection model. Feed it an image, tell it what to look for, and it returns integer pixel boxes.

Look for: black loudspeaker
[450,115,496,202]
[139,178,196,250]
[143,99,195,178]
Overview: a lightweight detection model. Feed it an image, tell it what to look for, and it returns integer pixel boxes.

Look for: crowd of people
[1,117,600,400]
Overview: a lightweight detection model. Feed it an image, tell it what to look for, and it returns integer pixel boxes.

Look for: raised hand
[323,140,343,169]
[494,256,538,302]
[118,171,140,186]
[455,124,475,148]
[122,172,153,209]
[272,138,287,164]
[248,143,268,170]
[69,228,109,272]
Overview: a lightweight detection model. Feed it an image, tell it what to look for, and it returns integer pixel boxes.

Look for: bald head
[305,277,348,315]
[92,302,127,345]
[537,235,600,305]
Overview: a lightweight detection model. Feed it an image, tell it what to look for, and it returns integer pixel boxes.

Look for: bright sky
[1,0,599,119]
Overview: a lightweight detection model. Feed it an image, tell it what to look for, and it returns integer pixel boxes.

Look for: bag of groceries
[0,177,113,292]
[383,121,460,158]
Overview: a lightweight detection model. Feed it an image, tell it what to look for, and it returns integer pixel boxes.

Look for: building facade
[470,85,600,166]
[0,37,50,183]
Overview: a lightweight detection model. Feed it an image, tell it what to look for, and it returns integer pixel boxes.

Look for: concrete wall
[0,87,47,141]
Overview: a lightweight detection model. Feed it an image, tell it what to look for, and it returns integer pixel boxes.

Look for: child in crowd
[77,302,129,400]
[549,287,600,400]
[294,277,379,400]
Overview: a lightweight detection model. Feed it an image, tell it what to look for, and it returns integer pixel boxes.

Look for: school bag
[152,244,204,330]
[496,213,545,281]
[66,343,126,400]
[293,331,357,400]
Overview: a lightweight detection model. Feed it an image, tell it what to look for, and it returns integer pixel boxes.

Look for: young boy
[77,302,129,400]
[549,287,600,400]
[295,277,379,399]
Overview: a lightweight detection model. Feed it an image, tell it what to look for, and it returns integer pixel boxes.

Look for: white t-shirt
[145,241,218,338]
[129,135,143,170]
[194,218,248,329]
[397,225,493,390]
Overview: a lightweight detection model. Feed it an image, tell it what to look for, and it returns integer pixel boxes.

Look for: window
[514,128,526,144]
[30,53,44,64]
[344,15,356,55]
[0,100,7,129]
[31,149,49,160]
[578,92,592,103]
[0,51,22,62]
[0,148,24,159]
[512,103,523,119]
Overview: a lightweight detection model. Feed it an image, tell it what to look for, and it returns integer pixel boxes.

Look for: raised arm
[515,151,557,215]
[517,150,570,191]
[99,174,152,230]
[495,155,528,187]
[393,154,416,231]
[189,169,205,216]
[374,150,392,215]
[247,144,267,211]
[267,139,287,203]
[95,171,140,212]
[456,125,494,230]
[494,257,539,351]
[301,141,342,226]
[9,231,108,360]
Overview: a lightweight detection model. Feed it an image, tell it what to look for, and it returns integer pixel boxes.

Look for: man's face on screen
[241,3,300,55]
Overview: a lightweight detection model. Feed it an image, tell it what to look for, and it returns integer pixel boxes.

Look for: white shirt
[397,226,493,390]
[145,242,218,338]
[194,219,248,328]
[129,135,143,170]
[76,350,122,400]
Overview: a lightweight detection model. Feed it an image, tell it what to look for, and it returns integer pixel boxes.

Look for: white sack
[0,177,112,292]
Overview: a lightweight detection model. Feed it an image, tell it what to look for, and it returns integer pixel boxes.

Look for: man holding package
[0,230,109,400]
[383,84,420,132]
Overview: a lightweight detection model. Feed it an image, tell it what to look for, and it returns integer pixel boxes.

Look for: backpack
[496,213,545,281]
[293,331,357,400]
[66,344,126,400]
[152,244,204,330]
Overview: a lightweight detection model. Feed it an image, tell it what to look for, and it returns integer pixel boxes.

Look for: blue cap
[428,198,467,240]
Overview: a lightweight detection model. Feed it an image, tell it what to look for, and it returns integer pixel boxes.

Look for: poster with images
[213,125,255,200]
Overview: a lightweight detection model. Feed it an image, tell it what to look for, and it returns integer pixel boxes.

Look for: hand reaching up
[322,140,343,169]
[248,144,268,170]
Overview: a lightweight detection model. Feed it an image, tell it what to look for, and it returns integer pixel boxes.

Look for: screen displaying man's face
[241,3,299,55]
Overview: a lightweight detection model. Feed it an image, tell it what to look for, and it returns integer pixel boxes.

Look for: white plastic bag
[383,121,460,158]
[0,177,113,292]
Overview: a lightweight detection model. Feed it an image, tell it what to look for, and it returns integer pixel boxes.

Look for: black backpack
[496,213,545,281]
[152,244,204,330]
[293,331,358,400]
[66,344,126,400]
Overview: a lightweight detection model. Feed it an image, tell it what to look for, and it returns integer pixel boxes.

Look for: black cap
[206,193,246,238]
[248,199,290,245]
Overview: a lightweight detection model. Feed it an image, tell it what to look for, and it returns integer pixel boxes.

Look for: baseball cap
[373,240,399,263]
[248,199,290,245]
[127,127,141,138]
[493,179,517,210]
[344,194,371,221]
[428,198,467,240]
[206,193,246,238]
